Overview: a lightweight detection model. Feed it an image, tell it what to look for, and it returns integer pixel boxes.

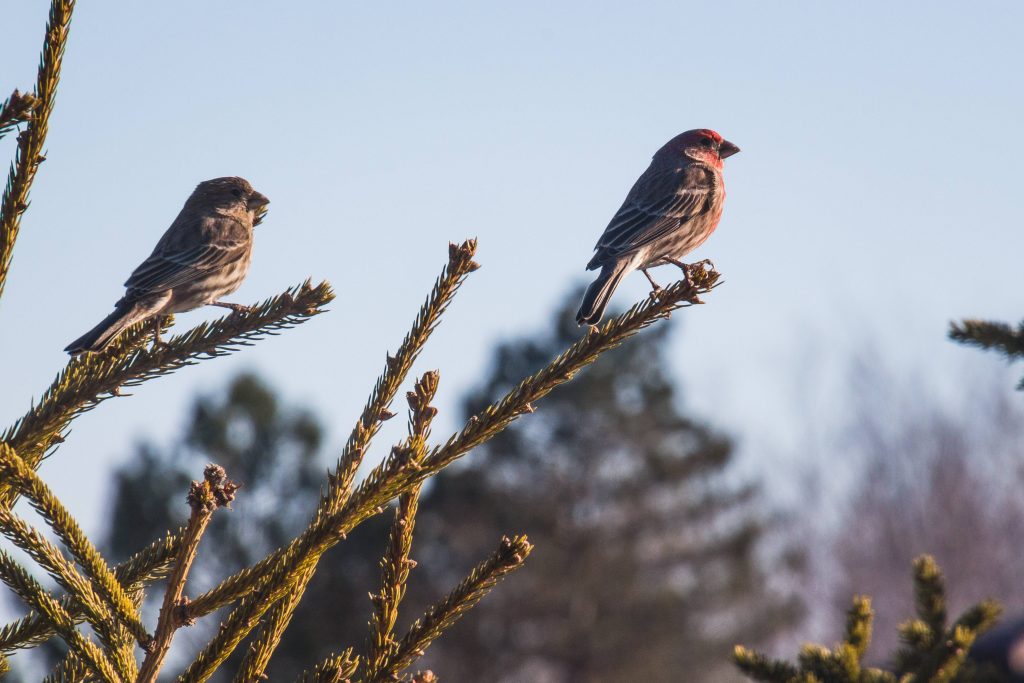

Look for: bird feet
[641,269,664,299]
[666,258,714,288]
[211,301,253,314]
[149,317,170,352]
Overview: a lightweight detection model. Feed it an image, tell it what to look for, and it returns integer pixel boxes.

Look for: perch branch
[1,280,333,510]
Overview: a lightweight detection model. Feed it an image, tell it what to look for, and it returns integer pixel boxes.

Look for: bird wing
[588,163,716,268]
[124,214,250,294]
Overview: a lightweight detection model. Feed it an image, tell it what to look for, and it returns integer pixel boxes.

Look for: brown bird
[65,177,270,354]
[576,129,739,325]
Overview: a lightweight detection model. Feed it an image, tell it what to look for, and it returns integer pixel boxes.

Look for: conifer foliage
[735,557,1003,683]
[950,319,1024,389]
[0,4,723,680]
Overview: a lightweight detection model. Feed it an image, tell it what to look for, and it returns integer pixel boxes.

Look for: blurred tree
[411,291,803,683]
[827,361,1024,667]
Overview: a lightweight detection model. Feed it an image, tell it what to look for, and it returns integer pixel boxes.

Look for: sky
[2,1,1023,541]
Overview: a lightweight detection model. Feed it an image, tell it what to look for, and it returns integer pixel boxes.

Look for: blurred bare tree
[828,360,1024,665]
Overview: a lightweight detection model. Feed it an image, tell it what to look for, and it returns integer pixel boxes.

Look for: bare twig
[136,465,237,683]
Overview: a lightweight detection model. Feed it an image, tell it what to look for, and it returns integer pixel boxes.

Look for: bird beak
[247,191,270,210]
[719,139,740,159]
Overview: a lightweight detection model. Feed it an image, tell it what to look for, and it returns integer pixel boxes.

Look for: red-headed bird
[65,177,269,354]
[576,129,739,325]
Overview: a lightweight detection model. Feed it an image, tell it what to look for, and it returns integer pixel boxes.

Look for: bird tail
[65,301,149,354]
[576,261,631,326]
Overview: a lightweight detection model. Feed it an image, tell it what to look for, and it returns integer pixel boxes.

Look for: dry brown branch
[136,465,237,683]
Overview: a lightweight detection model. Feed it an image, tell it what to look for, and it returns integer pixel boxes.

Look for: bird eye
[700,137,715,148]
[231,189,243,198]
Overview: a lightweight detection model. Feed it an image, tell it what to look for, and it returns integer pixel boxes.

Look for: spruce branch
[0,0,76,299]
[1,280,333,509]
[734,598,895,683]
[109,584,145,683]
[365,372,438,675]
[361,534,533,683]
[323,240,478,516]
[294,649,359,683]
[736,557,1000,683]
[227,243,464,683]
[229,585,313,683]
[733,645,800,682]
[44,648,104,683]
[844,596,873,661]
[901,597,1001,683]
[0,550,121,683]
[236,372,439,683]
[177,246,482,677]
[912,555,947,643]
[0,510,135,680]
[949,319,1024,358]
[180,265,719,631]
[0,444,151,650]
[950,319,1024,388]
[0,530,180,652]
[137,465,237,683]
[0,89,41,141]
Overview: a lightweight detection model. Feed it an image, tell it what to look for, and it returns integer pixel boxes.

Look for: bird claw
[149,317,170,352]
[211,301,253,314]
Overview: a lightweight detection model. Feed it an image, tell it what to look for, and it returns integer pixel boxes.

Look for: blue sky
[2,1,1023,536]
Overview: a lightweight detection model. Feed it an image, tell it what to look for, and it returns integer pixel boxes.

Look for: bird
[65,176,270,354]
[576,129,739,325]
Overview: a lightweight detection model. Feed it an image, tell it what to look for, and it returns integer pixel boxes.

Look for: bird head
[191,177,270,222]
[657,129,740,169]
